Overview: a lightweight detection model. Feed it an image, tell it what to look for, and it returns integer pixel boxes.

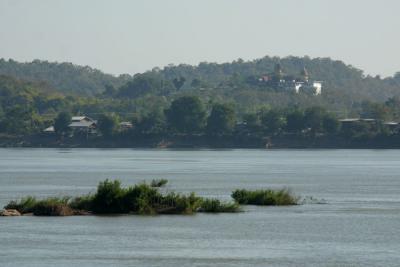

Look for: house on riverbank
[43,115,97,135]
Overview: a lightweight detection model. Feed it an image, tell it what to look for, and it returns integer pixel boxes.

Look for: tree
[117,73,174,98]
[285,109,305,133]
[361,102,389,121]
[54,111,71,136]
[103,84,117,97]
[172,76,186,90]
[260,109,286,135]
[166,96,206,134]
[98,114,118,138]
[190,78,202,88]
[206,103,236,135]
[322,114,340,134]
[304,107,326,135]
[135,111,166,136]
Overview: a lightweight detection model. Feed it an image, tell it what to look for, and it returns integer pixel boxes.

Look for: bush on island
[231,188,298,206]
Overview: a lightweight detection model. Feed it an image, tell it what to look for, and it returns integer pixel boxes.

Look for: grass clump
[231,188,298,206]
[4,196,37,213]
[5,196,74,216]
[69,194,94,211]
[31,197,73,216]
[198,198,241,213]
[156,192,202,214]
[150,179,168,187]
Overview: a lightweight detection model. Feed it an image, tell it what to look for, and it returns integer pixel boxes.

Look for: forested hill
[0,59,131,96]
[152,56,400,101]
[1,56,400,107]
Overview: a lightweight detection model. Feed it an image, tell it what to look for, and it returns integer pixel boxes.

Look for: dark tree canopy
[260,109,286,135]
[304,107,326,134]
[206,103,236,135]
[166,96,206,134]
[54,111,71,136]
[135,111,166,136]
[285,110,305,133]
[98,114,118,137]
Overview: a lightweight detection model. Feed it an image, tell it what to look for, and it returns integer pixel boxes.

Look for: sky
[0,0,399,77]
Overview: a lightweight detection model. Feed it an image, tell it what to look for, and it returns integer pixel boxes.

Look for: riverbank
[2,133,400,148]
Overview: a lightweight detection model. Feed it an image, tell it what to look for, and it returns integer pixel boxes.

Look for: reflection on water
[1,149,400,267]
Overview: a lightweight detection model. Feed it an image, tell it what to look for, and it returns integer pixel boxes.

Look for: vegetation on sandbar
[3,180,303,216]
[4,179,241,216]
[231,188,298,206]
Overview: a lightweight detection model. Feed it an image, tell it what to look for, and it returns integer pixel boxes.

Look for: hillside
[111,56,400,116]
[1,56,400,117]
[152,56,400,101]
[0,59,131,96]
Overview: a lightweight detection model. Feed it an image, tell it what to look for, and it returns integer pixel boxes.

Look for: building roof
[71,116,95,122]
[119,121,133,126]
[43,126,55,132]
[69,121,96,128]
[339,118,360,122]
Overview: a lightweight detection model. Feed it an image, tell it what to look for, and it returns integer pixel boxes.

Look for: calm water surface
[0,148,399,267]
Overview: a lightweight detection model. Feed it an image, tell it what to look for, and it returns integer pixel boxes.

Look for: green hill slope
[0,59,130,96]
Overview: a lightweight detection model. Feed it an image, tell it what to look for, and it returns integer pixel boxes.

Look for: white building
[293,81,322,95]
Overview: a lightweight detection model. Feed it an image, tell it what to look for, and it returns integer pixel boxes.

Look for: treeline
[49,95,400,148]
[2,72,400,144]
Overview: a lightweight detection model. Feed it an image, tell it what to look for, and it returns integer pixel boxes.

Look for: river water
[0,148,399,267]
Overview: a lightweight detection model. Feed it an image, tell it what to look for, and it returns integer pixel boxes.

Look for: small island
[1,179,299,216]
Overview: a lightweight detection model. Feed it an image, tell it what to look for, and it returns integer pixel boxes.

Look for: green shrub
[69,194,94,211]
[91,179,126,214]
[199,198,241,213]
[157,192,202,214]
[231,188,298,206]
[150,179,168,187]
[124,183,161,214]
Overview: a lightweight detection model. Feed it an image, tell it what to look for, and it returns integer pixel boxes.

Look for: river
[0,148,399,267]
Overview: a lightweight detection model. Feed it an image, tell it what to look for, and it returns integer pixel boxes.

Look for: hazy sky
[0,0,399,77]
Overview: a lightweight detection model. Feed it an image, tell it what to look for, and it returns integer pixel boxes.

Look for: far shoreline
[2,132,400,149]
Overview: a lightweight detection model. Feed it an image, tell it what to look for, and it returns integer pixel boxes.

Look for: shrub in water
[150,179,168,187]
[199,198,241,213]
[231,188,298,206]
[123,183,161,214]
[91,179,126,214]
[158,192,202,214]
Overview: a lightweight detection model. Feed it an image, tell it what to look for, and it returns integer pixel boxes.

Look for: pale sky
[0,0,399,77]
